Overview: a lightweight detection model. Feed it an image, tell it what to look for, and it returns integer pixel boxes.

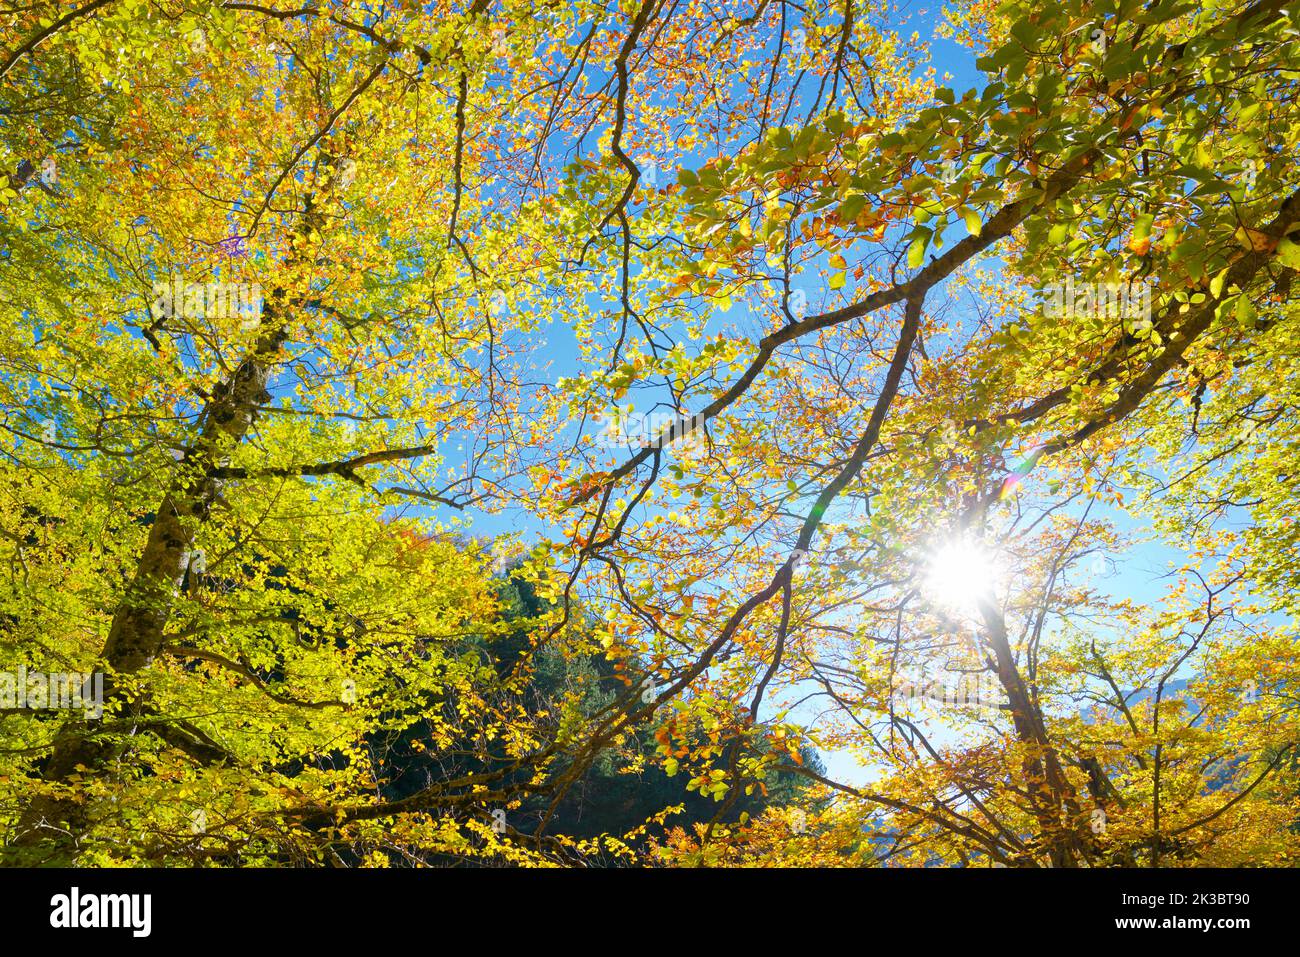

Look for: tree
[367,566,822,865]
[2,0,1299,867]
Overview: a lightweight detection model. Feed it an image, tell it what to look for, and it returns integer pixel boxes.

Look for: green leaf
[907,235,928,269]
[1209,267,1229,299]
[838,193,867,223]
[1235,294,1257,326]
[1276,237,1300,270]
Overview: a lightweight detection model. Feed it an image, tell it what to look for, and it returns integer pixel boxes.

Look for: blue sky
[369,4,1263,789]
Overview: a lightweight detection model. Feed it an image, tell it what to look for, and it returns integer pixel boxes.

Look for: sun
[922,537,1005,618]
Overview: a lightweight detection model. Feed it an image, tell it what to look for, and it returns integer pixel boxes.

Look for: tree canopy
[2,0,1299,867]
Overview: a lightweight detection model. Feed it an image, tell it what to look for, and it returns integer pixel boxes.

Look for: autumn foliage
[1,0,1299,867]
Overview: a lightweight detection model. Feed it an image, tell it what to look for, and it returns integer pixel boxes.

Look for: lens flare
[922,538,1004,617]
